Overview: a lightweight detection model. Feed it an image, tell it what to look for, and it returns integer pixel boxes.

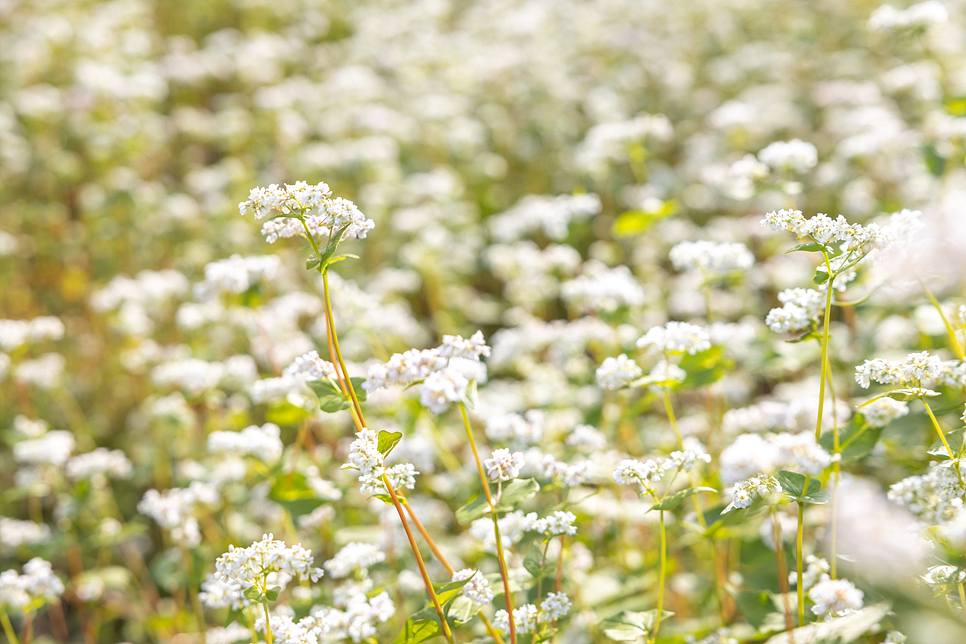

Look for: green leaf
[446,596,482,624]
[650,486,716,512]
[929,427,966,460]
[923,144,947,178]
[679,345,733,387]
[265,587,280,601]
[599,610,673,642]
[328,253,359,267]
[730,589,773,630]
[611,201,677,238]
[266,401,311,425]
[392,616,441,644]
[523,546,557,579]
[763,603,890,644]
[318,224,351,269]
[820,421,883,463]
[787,330,820,344]
[456,478,541,524]
[306,257,321,271]
[349,377,368,402]
[378,430,403,457]
[776,471,829,505]
[785,242,826,254]
[243,586,263,601]
[371,493,399,505]
[433,578,472,606]
[269,473,326,518]
[308,379,351,413]
[813,268,830,285]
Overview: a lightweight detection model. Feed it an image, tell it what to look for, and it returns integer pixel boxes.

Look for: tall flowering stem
[650,510,667,644]
[459,403,517,644]
[0,609,19,644]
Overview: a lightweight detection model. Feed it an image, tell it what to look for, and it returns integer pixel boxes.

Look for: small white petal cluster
[860,397,910,428]
[151,355,258,397]
[323,543,386,579]
[493,593,571,634]
[452,569,494,606]
[561,262,646,313]
[65,448,134,482]
[720,432,831,483]
[596,354,643,390]
[888,459,965,525]
[757,139,818,174]
[438,331,491,360]
[542,456,594,487]
[669,241,754,277]
[13,430,75,466]
[470,510,535,553]
[808,578,864,618]
[761,209,921,256]
[486,410,544,447]
[637,321,711,355]
[14,353,66,389]
[613,458,664,492]
[884,631,907,644]
[194,254,281,301]
[855,351,943,389]
[420,368,469,414]
[868,1,948,30]
[541,592,573,621]
[723,398,851,435]
[0,558,64,612]
[648,360,687,385]
[239,181,375,242]
[314,589,395,642]
[287,350,337,381]
[765,288,825,333]
[723,475,783,512]
[208,423,284,463]
[0,518,51,549]
[790,555,831,592]
[667,442,713,472]
[214,534,323,590]
[138,482,220,547]
[567,424,608,451]
[485,448,525,482]
[489,193,602,242]
[528,511,577,536]
[257,611,330,644]
[0,316,65,352]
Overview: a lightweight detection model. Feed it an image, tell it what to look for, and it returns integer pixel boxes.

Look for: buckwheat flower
[214,534,323,591]
[773,431,832,475]
[648,360,687,385]
[363,348,447,392]
[488,193,602,242]
[438,331,491,360]
[529,511,578,536]
[789,555,830,591]
[596,354,643,390]
[540,592,572,621]
[561,262,647,313]
[199,574,249,610]
[765,288,825,333]
[669,240,755,277]
[0,518,51,549]
[494,604,538,634]
[470,510,537,553]
[868,1,948,30]
[486,410,544,447]
[345,429,383,476]
[0,558,64,613]
[208,423,284,463]
[723,475,782,512]
[194,254,281,301]
[324,543,386,579]
[808,578,864,617]
[567,424,607,451]
[884,632,907,644]
[762,209,809,236]
[854,351,944,389]
[239,182,374,241]
[637,321,711,355]
[65,448,134,483]
[384,463,418,491]
[286,350,336,381]
[0,317,65,352]
[13,430,75,466]
[757,139,818,174]
[614,458,663,492]
[861,397,909,428]
[452,569,494,606]
[13,416,49,438]
[204,624,252,644]
[420,367,468,414]
[14,353,66,389]
[664,444,712,473]
[485,448,525,482]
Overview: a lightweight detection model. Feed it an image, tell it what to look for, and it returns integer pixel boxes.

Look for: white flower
[486,410,544,447]
[757,139,818,174]
[596,354,643,390]
[0,558,64,613]
[614,458,663,491]
[452,569,494,606]
[420,368,468,414]
[540,592,572,621]
[214,534,323,591]
[869,1,948,30]
[723,475,782,512]
[637,321,711,355]
[860,397,909,428]
[561,262,646,313]
[765,288,825,334]
[193,254,280,300]
[529,511,578,536]
[208,423,284,463]
[324,543,386,579]
[0,518,51,549]
[485,449,525,482]
[494,604,539,635]
[13,431,75,467]
[239,182,374,241]
[65,448,134,482]
[854,351,943,389]
[808,578,863,617]
[669,240,755,277]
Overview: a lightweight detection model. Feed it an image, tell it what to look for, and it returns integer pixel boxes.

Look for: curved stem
[322,270,365,423]
[0,609,19,644]
[796,502,805,627]
[180,545,207,644]
[460,404,517,644]
[959,583,966,628]
[650,511,667,644]
[814,255,836,443]
[261,599,274,644]
[923,398,955,460]
[662,387,707,529]
[772,510,796,642]
[921,281,965,361]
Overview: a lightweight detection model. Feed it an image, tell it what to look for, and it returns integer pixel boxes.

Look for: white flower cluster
[542,456,594,487]
[323,542,386,579]
[561,262,647,313]
[493,592,571,634]
[596,354,643,390]
[364,331,489,414]
[14,353,66,389]
[765,288,825,333]
[0,558,64,612]
[13,430,75,466]
[669,240,755,277]
[485,448,525,482]
[808,578,864,618]
[720,432,831,483]
[868,1,948,30]
[576,112,673,173]
[469,510,535,553]
[0,316,65,352]
[723,398,852,435]
[214,534,323,591]
[614,458,663,492]
[637,321,711,355]
[854,351,943,390]
[723,475,783,512]
[344,429,420,496]
[0,518,51,549]
[65,448,134,483]
[138,482,220,547]
[193,254,281,301]
[489,193,602,242]
[452,569,494,606]
[313,590,396,643]
[208,423,284,463]
[485,410,544,447]
[151,355,258,397]
[239,181,375,242]
[756,139,818,174]
[860,397,910,428]
[528,511,578,536]
[762,209,921,255]
[567,424,608,452]
[250,350,337,404]
[888,459,965,525]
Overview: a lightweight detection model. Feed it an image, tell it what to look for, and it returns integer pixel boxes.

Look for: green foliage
[776,471,829,505]
[456,478,540,524]
[650,486,716,512]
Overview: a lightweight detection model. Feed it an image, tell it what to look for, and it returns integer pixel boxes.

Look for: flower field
[3,1,966,643]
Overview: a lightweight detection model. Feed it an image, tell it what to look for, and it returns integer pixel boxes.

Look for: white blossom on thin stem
[485,448,525,482]
[452,569,494,606]
[723,475,783,512]
[669,240,755,278]
[596,354,643,390]
[637,321,711,355]
[808,578,863,618]
[239,181,374,241]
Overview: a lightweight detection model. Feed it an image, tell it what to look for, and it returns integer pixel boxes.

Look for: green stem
[650,511,667,644]
[827,368,840,581]
[772,510,796,639]
[0,608,19,644]
[815,254,836,443]
[180,545,207,644]
[322,270,365,423]
[460,403,517,644]
[796,501,805,627]
[261,599,273,644]
[536,539,552,610]
[662,386,707,529]
[959,584,966,628]
[923,398,955,460]
[921,282,965,361]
